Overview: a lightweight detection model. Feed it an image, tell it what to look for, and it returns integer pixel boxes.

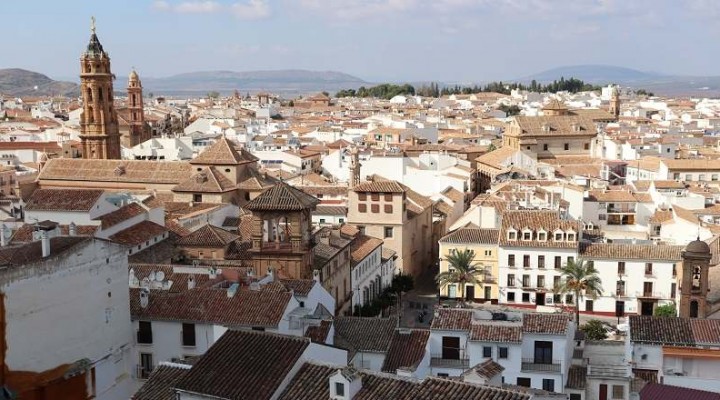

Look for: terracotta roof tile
[95,202,145,229]
[174,331,307,400]
[304,320,332,344]
[566,365,587,390]
[522,313,569,335]
[38,159,192,185]
[280,279,316,297]
[25,188,104,211]
[440,228,499,244]
[353,181,405,193]
[411,378,531,400]
[381,329,430,373]
[0,236,89,267]
[499,210,581,249]
[132,364,190,400]
[190,137,257,165]
[469,324,522,343]
[175,224,239,247]
[350,235,383,265]
[431,308,473,331]
[109,221,168,246]
[334,317,396,354]
[173,166,237,193]
[630,316,720,346]
[580,243,683,261]
[640,383,720,400]
[244,182,319,211]
[470,359,505,379]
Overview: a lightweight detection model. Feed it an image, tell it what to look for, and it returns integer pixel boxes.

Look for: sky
[3,0,720,83]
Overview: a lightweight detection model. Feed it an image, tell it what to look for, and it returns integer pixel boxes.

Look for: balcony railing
[521,358,561,372]
[587,364,630,379]
[637,291,666,299]
[430,352,470,369]
[607,206,636,213]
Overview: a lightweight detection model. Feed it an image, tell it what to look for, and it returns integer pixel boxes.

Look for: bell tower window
[692,266,701,291]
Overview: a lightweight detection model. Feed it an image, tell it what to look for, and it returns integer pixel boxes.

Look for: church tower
[126,68,148,147]
[609,85,620,119]
[79,17,121,160]
[348,146,361,189]
[679,239,712,318]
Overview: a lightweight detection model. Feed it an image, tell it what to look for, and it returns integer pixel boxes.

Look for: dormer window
[335,383,345,396]
[542,124,551,132]
[554,230,564,241]
[522,229,532,241]
[538,230,547,241]
[508,229,517,240]
[567,232,576,242]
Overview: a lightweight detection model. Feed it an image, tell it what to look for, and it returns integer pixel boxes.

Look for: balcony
[637,291,665,299]
[430,352,470,369]
[136,364,152,380]
[613,290,628,298]
[607,206,636,214]
[587,364,630,379]
[521,358,561,373]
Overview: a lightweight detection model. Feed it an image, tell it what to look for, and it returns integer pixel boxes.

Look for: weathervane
[91,16,96,34]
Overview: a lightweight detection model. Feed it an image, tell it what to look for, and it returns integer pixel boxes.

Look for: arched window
[693,266,702,290]
[690,300,699,318]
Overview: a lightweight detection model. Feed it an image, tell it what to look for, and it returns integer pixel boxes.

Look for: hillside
[0,68,79,97]
[518,65,660,84]
[144,69,367,96]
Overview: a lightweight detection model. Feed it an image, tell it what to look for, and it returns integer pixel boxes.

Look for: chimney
[40,230,50,258]
[0,224,6,247]
[68,222,77,237]
[313,269,321,283]
[188,275,196,290]
[266,267,274,282]
[140,288,149,308]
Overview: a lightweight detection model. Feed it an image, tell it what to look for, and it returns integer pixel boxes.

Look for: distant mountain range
[142,70,367,96]
[3,65,720,98]
[0,69,79,97]
[516,65,720,96]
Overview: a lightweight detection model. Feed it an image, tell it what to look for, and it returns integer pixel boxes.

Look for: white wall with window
[352,245,384,309]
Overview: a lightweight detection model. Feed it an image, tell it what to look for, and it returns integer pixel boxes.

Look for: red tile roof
[109,221,168,246]
[470,324,522,343]
[522,313,569,335]
[95,202,145,229]
[175,224,238,247]
[640,383,720,400]
[244,182,319,211]
[25,188,104,211]
[190,137,257,165]
[381,329,430,373]
[132,364,190,400]
[630,316,720,346]
[431,309,473,331]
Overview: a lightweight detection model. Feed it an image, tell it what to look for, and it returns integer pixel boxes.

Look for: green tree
[435,249,486,305]
[555,258,603,325]
[207,91,220,99]
[654,303,677,317]
[581,320,608,341]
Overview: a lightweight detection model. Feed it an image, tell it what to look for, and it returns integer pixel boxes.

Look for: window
[522,293,530,302]
[567,233,575,241]
[358,204,367,213]
[643,282,653,296]
[543,144,548,151]
[522,231,531,240]
[584,143,590,150]
[555,232,563,241]
[517,377,531,387]
[484,250,492,256]
[523,255,530,268]
[507,274,515,286]
[568,256,575,265]
[339,218,344,223]
[371,193,380,201]
[542,379,555,392]
[645,263,653,276]
[612,385,624,399]
[538,255,545,269]
[507,292,516,302]
[671,282,677,298]
[553,294,561,303]
[182,323,196,347]
[673,173,680,180]
[508,254,515,267]
[359,193,367,201]
[384,193,393,201]
[437,373,449,378]
[522,274,530,287]
[685,174,692,181]
[618,262,625,275]
[538,231,547,241]
[554,276,561,288]
[137,321,153,344]
[672,264,677,277]
[384,227,393,238]
[139,353,153,379]
[193,193,202,202]
[599,214,607,220]
[564,143,569,151]
[699,174,706,181]
[384,204,393,213]
[499,347,508,359]
[713,174,719,181]
[554,256,562,269]
[335,382,345,396]
[508,231,517,240]
[371,204,380,213]
[537,275,545,288]
[319,218,326,224]
[534,341,553,364]
[358,226,365,235]
[570,395,582,400]
[483,346,492,358]
[565,294,573,303]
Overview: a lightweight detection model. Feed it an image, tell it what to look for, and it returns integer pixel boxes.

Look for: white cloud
[153,0,270,19]
[296,0,418,20]
[231,0,270,19]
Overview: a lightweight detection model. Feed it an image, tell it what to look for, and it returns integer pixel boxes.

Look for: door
[484,286,492,300]
[442,336,460,360]
[466,285,475,301]
[448,285,457,298]
[536,293,546,306]
[534,341,553,364]
[599,383,608,400]
[641,301,654,316]
[615,301,625,318]
[585,299,594,312]
[690,300,699,318]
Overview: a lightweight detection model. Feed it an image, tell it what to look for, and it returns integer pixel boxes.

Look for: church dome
[129,69,139,81]
[685,239,710,255]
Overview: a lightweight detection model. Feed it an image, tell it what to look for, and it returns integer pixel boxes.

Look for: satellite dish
[148,271,156,281]
[155,271,165,282]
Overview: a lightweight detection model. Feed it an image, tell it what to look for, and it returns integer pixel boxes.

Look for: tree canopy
[555,258,603,325]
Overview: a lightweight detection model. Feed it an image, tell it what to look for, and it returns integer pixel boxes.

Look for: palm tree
[436,249,486,306]
[555,258,603,325]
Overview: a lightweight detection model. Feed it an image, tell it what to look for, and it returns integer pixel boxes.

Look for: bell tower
[126,68,148,147]
[679,239,712,318]
[609,85,620,119]
[79,17,122,160]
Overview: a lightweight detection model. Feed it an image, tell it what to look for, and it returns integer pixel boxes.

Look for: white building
[0,236,133,399]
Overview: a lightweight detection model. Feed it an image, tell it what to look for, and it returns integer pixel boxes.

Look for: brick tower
[679,238,712,318]
[79,17,122,160]
[126,69,148,147]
